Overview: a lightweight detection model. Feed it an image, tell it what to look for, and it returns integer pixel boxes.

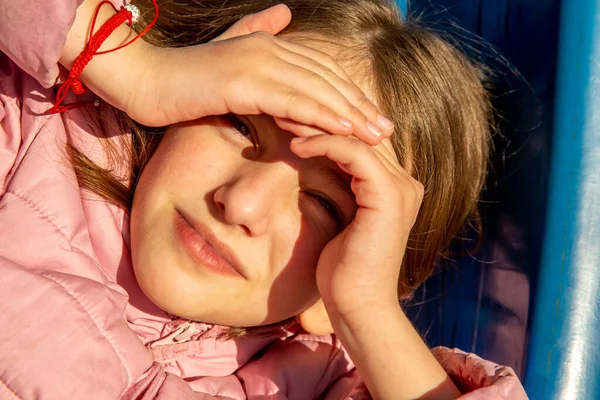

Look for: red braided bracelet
[47,0,159,114]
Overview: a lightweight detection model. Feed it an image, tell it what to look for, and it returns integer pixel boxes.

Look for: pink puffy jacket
[0,1,528,399]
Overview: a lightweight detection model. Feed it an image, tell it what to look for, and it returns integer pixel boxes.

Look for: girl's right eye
[225,113,258,148]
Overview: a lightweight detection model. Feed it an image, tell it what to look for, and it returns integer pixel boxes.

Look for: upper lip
[176,209,247,279]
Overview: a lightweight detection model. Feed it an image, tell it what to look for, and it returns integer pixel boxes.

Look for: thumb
[212,4,292,41]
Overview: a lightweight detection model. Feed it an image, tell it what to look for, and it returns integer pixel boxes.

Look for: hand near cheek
[291,136,463,399]
[290,135,424,314]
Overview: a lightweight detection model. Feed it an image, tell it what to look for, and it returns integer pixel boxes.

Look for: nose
[213,164,284,236]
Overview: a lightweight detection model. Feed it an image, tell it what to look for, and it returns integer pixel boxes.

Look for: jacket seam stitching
[3,191,133,391]
[0,92,19,193]
[294,337,329,343]
[41,272,134,394]
[4,189,67,237]
[3,190,113,282]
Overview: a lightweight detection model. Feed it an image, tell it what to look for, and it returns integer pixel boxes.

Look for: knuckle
[324,54,338,68]
[283,88,301,106]
[320,66,338,81]
[315,102,336,122]
[248,31,272,45]
[242,19,258,35]
[413,181,425,200]
[352,137,370,154]
[357,95,374,111]
[237,14,251,26]
[309,70,330,89]
[349,105,366,120]
[321,54,339,72]
[308,73,339,101]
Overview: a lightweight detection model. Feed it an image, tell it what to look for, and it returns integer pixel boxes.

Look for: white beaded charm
[125,3,141,25]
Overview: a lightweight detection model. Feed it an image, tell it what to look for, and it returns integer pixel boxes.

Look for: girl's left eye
[225,113,257,147]
[305,190,345,232]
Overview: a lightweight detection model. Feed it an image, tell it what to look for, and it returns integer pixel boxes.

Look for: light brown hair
[69,0,492,333]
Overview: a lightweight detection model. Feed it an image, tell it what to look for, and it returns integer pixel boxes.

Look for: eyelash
[303,190,345,231]
[225,114,345,231]
[225,113,257,148]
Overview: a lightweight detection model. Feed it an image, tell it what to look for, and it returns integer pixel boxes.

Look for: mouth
[174,209,246,279]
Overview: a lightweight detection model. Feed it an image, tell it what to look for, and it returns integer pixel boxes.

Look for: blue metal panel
[402,0,600,397]
[524,0,600,399]
[395,0,407,17]
[403,0,560,385]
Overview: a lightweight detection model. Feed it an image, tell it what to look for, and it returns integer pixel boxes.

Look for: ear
[297,298,334,335]
[212,4,292,42]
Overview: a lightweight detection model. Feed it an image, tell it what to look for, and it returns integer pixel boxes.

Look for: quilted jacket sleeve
[234,331,528,399]
[432,346,529,399]
[322,347,528,399]
[0,256,237,400]
[0,0,84,87]
[0,0,127,88]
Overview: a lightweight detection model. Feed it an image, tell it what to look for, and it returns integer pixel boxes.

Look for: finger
[291,134,421,197]
[212,4,292,41]
[250,80,354,136]
[367,144,424,203]
[267,60,385,144]
[372,140,403,174]
[274,47,394,143]
[278,40,394,139]
[277,39,355,82]
[290,134,385,183]
[291,135,400,212]
[274,117,331,137]
[277,118,401,171]
[291,135,423,222]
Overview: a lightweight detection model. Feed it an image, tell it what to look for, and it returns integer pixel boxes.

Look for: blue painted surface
[402,0,560,386]
[400,0,600,398]
[395,0,407,17]
[524,0,600,398]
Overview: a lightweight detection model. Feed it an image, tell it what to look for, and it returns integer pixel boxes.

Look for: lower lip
[174,212,243,278]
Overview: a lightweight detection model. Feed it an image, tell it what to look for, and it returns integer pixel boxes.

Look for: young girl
[0,0,527,398]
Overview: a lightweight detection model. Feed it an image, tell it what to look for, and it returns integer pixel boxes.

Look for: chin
[130,229,309,328]
[131,265,264,326]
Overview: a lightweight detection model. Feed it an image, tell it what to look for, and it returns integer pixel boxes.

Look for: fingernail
[292,137,308,144]
[338,117,353,129]
[367,121,383,137]
[377,114,395,132]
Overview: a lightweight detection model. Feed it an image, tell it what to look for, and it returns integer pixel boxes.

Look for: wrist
[133,43,221,124]
[320,284,400,319]
[322,294,402,333]
[60,0,157,113]
[325,300,460,399]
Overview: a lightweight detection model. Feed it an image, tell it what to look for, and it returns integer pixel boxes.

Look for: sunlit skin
[58,1,468,397]
[130,25,411,325]
[131,113,366,326]
[128,87,455,398]
[57,0,466,395]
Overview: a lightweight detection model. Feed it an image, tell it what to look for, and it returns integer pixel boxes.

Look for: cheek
[266,215,329,318]
[135,127,234,207]
[146,133,210,184]
[130,129,227,303]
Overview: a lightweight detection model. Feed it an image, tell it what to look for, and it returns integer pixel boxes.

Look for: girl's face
[130,113,360,326]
